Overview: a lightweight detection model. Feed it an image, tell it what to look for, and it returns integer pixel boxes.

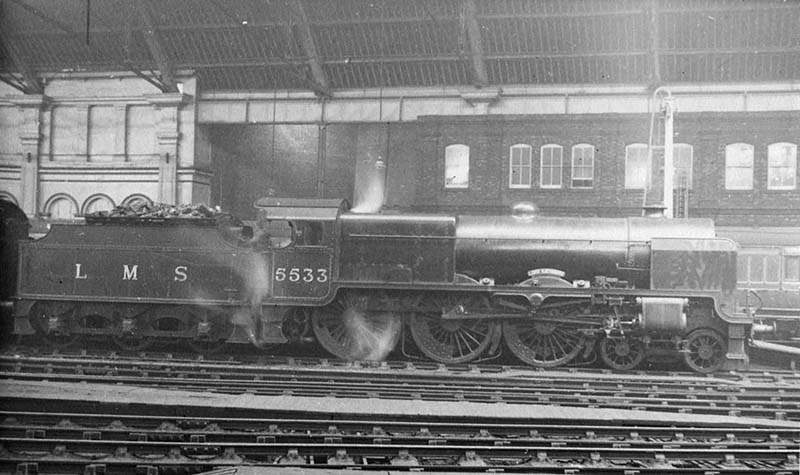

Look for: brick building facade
[402,111,799,226]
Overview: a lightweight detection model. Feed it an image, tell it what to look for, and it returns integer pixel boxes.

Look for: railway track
[2,349,799,473]
[2,350,800,422]
[1,404,798,474]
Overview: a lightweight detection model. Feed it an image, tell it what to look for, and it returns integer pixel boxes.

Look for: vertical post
[316,124,327,198]
[662,95,674,218]
[649,0,661,85]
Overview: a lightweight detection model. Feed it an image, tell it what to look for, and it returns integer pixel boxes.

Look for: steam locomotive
[0,196,773,373]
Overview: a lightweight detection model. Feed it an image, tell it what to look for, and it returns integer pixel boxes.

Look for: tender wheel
[683,328,726,373]
[112,306,153,351]
[503,318,584,368]
[599,336,645,370]
[187,307,233,354]
[408,294,497,364]
[312,293,401,361]
[29,301,79,347]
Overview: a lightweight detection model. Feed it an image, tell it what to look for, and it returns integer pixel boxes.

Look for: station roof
[1,0,798,95]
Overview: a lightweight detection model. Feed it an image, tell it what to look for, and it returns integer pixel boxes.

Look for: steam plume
[351,160,386,214]
[341,306,401,361]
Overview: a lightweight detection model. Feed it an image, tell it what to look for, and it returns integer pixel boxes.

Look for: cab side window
[256,219,293,249]
[295,222,324,246]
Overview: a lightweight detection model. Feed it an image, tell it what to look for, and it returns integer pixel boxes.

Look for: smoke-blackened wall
[207,123,423,218]
[209,125,320,219]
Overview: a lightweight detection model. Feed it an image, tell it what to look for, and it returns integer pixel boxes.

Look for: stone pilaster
[147,93,189,204]
[76,105,89,160]
[13,95,50,216]
[114,104,128,159]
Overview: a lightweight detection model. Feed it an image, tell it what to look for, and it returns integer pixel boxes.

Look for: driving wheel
[312,293,401,361]
[408,293,497,364]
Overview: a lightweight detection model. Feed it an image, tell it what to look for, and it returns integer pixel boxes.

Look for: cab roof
[254,198,349,221]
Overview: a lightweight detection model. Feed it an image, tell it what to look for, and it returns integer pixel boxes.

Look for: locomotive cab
[254,198,348,304]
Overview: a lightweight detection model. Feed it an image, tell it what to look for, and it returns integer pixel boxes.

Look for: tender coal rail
[2,353,799,422]
[1,407,797,474]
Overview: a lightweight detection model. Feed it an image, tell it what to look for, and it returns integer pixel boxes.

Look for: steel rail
[0,437,796,474]
[4,353,799,392]
[2,356,799,422]
[3,410,797,440]
[6,347,800,385]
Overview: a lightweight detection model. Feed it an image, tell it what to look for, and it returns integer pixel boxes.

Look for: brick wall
[206,112,798,227]
[396,112,800,226]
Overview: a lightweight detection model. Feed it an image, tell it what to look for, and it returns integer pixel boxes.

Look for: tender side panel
[17,224,260,304]
[1,200,28,301]
[338,214,456,284]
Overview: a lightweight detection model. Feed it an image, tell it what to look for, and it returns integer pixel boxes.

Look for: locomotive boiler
[455,213,719,288]
[7,197,754,373]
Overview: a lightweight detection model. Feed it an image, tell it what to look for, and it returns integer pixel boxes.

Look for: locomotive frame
[10,198,752,372]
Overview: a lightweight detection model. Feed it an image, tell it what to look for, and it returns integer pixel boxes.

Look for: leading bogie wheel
[599,335,646,370]
[408,293,497,364]
[312,293,402,361]
[683,328,726,373]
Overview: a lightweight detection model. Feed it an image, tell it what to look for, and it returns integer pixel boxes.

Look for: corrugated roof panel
[313,21,459,60]
[304,0,460,24]
[1,0,797,91]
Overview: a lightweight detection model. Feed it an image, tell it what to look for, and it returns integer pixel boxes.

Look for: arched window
[444,144,469,189]
[625,143,648,189]
[571,144,594,188]
[768,142,797,190]
[0,192,18,206]
[509,144,532,188]
[539,144,562,188]
[82,194,115,215]
[44,194,78,219]
[122,194,153,208]
[725,143,754,190]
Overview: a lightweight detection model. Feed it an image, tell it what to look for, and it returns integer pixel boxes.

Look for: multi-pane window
[509,144,532,188]
[737,251,781,285]
[674,143,693,189]
[625,143,691,190]
[767,142,797,190]
[785,254,800,282]
[725,143,754,190]
[540,144,563,188]
[571,144,594,188]
[444,144,469,189]
[625,143,648,189]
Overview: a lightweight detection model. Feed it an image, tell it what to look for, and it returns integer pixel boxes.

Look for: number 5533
[274,267,328,283]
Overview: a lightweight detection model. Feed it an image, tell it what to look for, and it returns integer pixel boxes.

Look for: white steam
[234,252,272,346]
[351,160,386,214]
[341,307,401,361]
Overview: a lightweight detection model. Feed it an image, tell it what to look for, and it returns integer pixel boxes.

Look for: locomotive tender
[8,197,754,372]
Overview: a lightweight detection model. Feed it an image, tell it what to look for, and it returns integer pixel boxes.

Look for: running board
[750,339,800,356]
